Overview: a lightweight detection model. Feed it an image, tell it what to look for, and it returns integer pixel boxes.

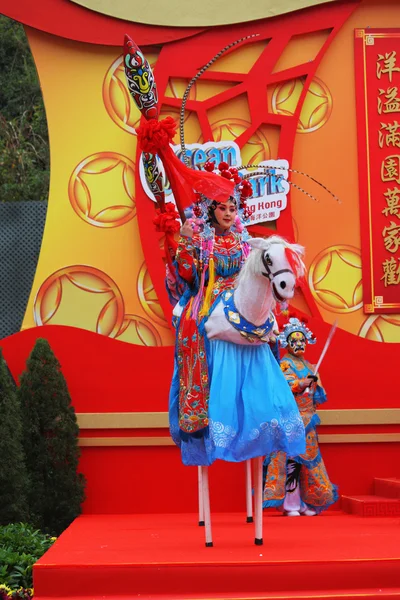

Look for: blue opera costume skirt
[169,336,306,466]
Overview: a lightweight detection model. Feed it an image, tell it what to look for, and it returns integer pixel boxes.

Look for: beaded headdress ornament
[278,317,317,348]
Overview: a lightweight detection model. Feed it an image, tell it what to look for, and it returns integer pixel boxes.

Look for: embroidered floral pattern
[263,452,287,503]
[177,315,209,434]
[175,232,247,437]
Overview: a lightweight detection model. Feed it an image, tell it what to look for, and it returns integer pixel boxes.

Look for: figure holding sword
[263,317,338,516]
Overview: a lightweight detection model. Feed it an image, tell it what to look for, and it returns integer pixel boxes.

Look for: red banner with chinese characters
[355,29,400,314]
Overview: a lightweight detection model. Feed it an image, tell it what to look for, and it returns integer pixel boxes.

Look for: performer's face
[214,201,237,231]
[288,332,306,356]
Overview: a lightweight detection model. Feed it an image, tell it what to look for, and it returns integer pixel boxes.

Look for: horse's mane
[236,236,305,289]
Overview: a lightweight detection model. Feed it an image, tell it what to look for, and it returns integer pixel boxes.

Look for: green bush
[0,523,55,590]
[0,349,28,524]
[19,339,86,535]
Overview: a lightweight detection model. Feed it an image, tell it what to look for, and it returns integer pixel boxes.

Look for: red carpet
[34,512,400,599]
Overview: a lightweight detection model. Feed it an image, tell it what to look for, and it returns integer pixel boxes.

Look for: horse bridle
[261,251,294,282]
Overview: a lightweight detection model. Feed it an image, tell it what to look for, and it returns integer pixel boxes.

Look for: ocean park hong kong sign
[139,141,289,224]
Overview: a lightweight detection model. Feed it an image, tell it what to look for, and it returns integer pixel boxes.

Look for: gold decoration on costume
[228,310,240,324]
[358,314,400,343]
[34,266,125,337]
[68,152,136,228]
[253,327,267,336]
[240,331,255,343]
[115,314,162,346]
[137,262,169,329]
[271,76,333,133]
[308,245,363,313]
[103,54,157,134]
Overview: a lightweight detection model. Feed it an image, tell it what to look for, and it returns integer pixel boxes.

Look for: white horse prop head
[206,235,305,344]
[244,236,305,304]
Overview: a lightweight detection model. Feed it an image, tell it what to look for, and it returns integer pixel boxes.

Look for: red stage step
[342,477,400,517]
[33,513,400,600]
[342,494,400,517]
[375,478,400,499]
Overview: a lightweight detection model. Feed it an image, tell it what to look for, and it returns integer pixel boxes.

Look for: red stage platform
[34,512,400,600]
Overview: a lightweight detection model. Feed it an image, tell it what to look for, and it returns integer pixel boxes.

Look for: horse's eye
[265,253,273,266]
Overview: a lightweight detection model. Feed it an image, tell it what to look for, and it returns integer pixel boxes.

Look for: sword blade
[313,319,338,375]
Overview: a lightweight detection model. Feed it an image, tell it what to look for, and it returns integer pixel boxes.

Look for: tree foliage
[0,349,28,525]
[19,339,86,535]
[0,15,49,202]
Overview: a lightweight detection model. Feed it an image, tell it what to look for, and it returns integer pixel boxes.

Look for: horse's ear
[248,238,268,250]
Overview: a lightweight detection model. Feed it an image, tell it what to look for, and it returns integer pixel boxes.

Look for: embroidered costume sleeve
[312,372,327,406]
[175,235,199,285]
[281,358,327,403]
[280,360,304,394]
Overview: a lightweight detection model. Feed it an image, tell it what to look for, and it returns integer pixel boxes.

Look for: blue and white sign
[139,141,289,224]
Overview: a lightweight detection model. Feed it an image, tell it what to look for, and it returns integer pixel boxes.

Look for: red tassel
[137,118,235,211]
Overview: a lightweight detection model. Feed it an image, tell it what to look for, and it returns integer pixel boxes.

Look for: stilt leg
[198,466,205,526]
[245,460,253,523]
[253,456,263,546]
[201,466,213,547]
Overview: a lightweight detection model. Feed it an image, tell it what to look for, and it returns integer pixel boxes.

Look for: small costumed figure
[263,317,338,516]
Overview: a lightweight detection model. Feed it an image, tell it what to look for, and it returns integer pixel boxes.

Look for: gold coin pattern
[165,78,197,101]
[308,245,363,313]
[115,314,163,346]
[137,262,170,329]
[68,152,136,228]
[271,76,333,133]
[358,314,400,343]
[34,265,125,337]
[210,117,270,164]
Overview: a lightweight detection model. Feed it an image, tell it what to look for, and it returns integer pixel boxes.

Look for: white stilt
[201,466,213,547]
[245,459,253,523]
[198,466,205,526]
[253,456,263,545]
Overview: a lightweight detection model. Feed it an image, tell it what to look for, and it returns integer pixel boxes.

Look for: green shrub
[0,523,55,590]
[19,339,86,535]
[0,349,28,524]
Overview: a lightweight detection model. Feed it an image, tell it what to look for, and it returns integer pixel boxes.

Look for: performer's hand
[299,377,315,390]
[307,374,318,384]
[180,220,194,239]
